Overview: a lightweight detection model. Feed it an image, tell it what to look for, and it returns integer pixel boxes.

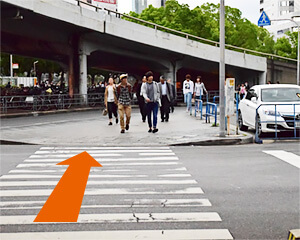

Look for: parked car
[238,84,300,135]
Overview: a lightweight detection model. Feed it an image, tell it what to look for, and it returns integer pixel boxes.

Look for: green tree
[0,53,61,77]
[274,36,293,58]
[126,0,300,59]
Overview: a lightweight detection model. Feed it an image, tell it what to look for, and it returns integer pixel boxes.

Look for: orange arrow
[34,151,102,222]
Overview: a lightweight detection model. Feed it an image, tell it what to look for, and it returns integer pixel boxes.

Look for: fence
[205,102,218,126]
[255,103,300,143]
[0,93,105,113]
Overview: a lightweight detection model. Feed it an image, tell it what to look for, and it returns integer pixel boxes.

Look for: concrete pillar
[259,71,267,85]
[78,38,89,105]
[79,53,88,103]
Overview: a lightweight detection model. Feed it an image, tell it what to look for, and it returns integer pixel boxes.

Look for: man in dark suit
[158,76,173,122]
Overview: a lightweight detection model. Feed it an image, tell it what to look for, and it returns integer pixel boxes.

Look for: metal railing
[75,0,297,63]
[255,103,300,143]
[205,102,218,126]
[0,93,105,113]
[194,99,203,119]
[213,96,219,104]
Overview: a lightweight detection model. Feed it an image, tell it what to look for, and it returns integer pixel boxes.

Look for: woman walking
[104,77,118,125]
[183,74,194,115]
[194,76,207,100]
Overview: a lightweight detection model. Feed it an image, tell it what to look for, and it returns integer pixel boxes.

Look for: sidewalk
[0,107,253,146]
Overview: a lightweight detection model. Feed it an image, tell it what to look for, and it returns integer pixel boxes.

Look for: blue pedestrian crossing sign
[258,11,271,26]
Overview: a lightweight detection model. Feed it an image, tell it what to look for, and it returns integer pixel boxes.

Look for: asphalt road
[1,142,299,240]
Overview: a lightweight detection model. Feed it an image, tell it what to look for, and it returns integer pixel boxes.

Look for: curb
[171,135,253,146]
[288,229,300,240]
[0,140,38,145]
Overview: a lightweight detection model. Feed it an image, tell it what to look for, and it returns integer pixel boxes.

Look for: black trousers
[138,97,147,121]
[107,102,118,119]
[160,95,170,121]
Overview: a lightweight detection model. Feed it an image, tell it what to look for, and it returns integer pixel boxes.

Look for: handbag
[102,108,108,116]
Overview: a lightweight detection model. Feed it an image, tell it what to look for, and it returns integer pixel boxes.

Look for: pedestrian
[239,83,246,100]
[141,71,161,133]
[244,81,250,91]
[135,76,147,122]
[116,74,132,134]
[158,75,173,122]
[167,79,176,113]
[183,74,194,115]
[194,76,207,100]
[104,77,118,126]
[5,82,11,89]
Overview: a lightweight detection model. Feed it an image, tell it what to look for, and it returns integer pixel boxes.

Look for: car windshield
[261,88,300,102]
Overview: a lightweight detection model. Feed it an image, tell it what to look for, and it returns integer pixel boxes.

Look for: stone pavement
[0,107,253,146]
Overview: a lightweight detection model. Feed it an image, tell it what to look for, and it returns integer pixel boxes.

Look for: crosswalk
[0,146,233,240]
[263,150,300,169]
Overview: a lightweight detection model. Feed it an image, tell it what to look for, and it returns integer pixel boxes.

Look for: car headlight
[263,110,281,116]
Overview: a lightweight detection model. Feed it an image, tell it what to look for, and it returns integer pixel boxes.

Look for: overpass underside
[1,0,267,98]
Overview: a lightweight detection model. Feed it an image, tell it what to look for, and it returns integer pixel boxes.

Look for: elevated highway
[1,0,267,97]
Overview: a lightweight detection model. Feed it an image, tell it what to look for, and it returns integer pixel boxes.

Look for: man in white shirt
[183,74,194,115]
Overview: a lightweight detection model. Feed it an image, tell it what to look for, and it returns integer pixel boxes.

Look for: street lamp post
[271,18,300,85]
[33,61,39,77]
[219,0,226,137]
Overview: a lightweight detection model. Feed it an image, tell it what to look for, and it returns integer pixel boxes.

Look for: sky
[118,0,260,24]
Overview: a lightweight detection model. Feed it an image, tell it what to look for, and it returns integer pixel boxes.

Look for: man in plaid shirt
[117,74,132,133]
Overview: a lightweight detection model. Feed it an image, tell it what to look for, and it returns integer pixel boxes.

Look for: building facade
[260,0,300,39]
[132,0,166,14]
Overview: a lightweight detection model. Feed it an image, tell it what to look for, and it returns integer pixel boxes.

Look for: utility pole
[219,0,226,137]
[10,54,13,78]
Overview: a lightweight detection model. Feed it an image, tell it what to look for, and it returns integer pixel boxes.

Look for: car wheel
[238,111,248,131]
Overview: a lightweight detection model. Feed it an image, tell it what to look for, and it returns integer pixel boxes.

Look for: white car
[238,84,300,134]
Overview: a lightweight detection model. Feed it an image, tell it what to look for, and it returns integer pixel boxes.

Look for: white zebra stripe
[263,150,300,169]
[29,154,122,158]
[0,212,222,225]
[138,153,175,156]
[0,174,148,179]
[0,199,211,208]
[0,229,233,240]
[0,187,204,197]
[16,162,180,168]
[0,179,197,187]
[24,156,179,162]
[35,150,173,154]
[8,169,138,174]
[40,147,170,150]
[158,174,192,177]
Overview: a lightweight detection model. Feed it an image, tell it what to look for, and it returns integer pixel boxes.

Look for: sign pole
[297,25,299,85]
[219,0,226,137]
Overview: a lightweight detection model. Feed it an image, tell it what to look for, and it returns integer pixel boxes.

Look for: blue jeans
[146,102,159,128]
[184,93,192,113]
